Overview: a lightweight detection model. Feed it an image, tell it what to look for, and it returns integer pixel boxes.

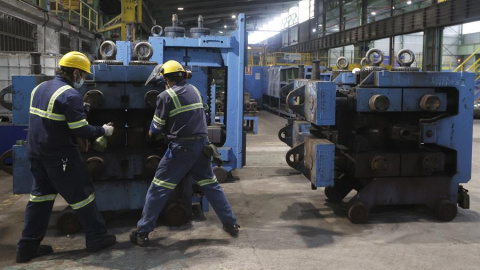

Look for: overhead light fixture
[312,28,316,33]
[407,1,412,4]
[232,15,236,19]
[177,7,183,10]
[392,6,395,9]
[219,31,224,34]
[224,25,227,28]
[371,11,377,15]
[248,46,252,49]
[319,24,322,27]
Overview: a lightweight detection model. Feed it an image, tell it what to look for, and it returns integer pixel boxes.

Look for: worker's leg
[17,158,57,250]
[137,140,198,233]
[45,153,109,249]
[190,140,237,226]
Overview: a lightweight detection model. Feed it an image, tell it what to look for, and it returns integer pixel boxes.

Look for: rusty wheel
[213,167,228,183]
[324,187,344,202]
[434,199,457,222]
[347,201,369,224]
[57,211,81,235]
[164,202,189,226]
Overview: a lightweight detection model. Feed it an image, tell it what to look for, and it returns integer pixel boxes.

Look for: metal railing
[21,0,98,31]
[453,47,480,72]
[266,52,311,66]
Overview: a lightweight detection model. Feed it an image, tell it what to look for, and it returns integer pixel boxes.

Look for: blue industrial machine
[281,49,474,223]
[11,14,246,232]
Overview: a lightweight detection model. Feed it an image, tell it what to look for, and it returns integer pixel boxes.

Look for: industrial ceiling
[100,0,301,35]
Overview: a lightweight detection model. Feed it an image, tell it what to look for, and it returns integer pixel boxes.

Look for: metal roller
[99,41,117,60]
[164,14,186,38]
[190,15,210,38]
[83,90,105,110]
[392,49,420,72]
[133,42,154,60]
[151,25,163,37]
[332,57,350,80]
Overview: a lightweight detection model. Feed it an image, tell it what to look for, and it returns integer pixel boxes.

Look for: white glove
[102,124,114,136]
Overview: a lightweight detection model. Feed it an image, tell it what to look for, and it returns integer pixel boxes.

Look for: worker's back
[157,81,207,140]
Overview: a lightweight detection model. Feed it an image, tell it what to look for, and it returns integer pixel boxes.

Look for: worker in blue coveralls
[15,51,116,263]
[130,60,239,247]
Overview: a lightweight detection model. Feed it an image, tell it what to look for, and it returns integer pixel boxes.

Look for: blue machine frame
[11,15,247,218]
[282,65,475,223]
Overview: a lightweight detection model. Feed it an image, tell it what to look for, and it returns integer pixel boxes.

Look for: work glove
[102,122,114,136]
[203,143,223,167]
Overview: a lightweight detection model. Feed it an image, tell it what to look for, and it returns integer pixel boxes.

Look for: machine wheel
[57,211,81,235]
[164,202,189,226]
[213,167,228,183]
[324,187,344,202]
[434,199,457,222]
[347,201,369,224]
[0,149,13,175]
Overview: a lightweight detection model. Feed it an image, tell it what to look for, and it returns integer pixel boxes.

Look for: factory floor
[1,111,480,269]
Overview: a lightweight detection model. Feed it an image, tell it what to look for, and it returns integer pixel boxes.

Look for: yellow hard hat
[59,51,92,74]
[160,60,185,75]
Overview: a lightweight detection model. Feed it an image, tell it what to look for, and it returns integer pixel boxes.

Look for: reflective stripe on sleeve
[47,85,72,112]
[29,107,66,121]
[169,103,204,117]
[152,177,177,189]
[197,177,218,186]
[29,194,57,202]
[68,119,88,129]
[166,89,181,109]
[192,85,203,102]
[70,193,95,210]
[30,84,72,121]
[153,115,165,125]
[29,82,45,108]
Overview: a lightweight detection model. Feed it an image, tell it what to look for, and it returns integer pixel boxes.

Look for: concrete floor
[1,110,480,269]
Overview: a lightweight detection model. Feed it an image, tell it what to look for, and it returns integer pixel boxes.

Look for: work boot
[16,245,53,263]
[130,229,149,247]
[86,234,116,252]
[223,224,240,238]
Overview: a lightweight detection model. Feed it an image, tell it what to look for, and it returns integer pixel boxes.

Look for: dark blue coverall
[18,76,108,250]
[136,80,237,233]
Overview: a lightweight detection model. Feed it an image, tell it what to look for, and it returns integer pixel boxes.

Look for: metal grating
[284,0,480,53]
[59,33,70,54]
[0,12,36,52]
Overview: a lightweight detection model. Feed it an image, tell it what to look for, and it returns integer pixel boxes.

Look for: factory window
[394,32,424,67]
[325,0,340,35]
[298,0,315,23]
[343,0,362,30]
[367,37,391,65]
[59,33,70,55]
[309,0,315,19]
[316,0,324,37]
[367,0,391,23]
[328,45,355,68]
[393,0,432,15]
[0,13,36,52]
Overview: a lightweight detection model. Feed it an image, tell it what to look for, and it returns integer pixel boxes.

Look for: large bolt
[371,156,388,172]
[86,157,105,179]
[420,95,441,112]
[369,94,390,112]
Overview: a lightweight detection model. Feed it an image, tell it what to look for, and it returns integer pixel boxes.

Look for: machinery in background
[263,62,331,118]
[280,48,474,223]
[11,14,246,233]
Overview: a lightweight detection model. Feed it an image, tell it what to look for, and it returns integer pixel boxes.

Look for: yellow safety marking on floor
[0,194,21,211]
